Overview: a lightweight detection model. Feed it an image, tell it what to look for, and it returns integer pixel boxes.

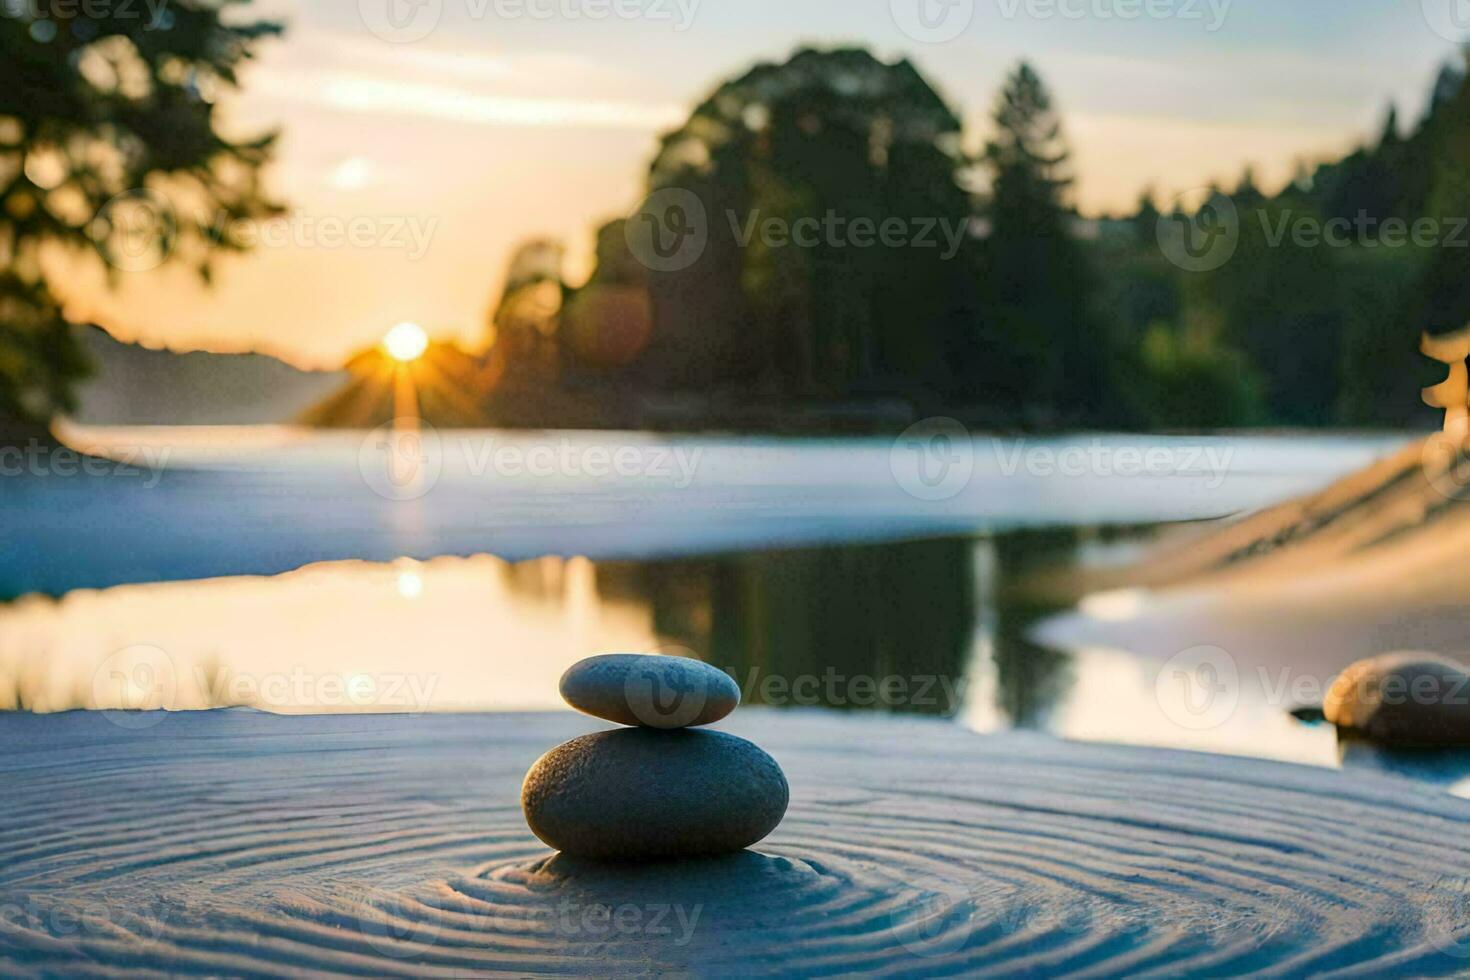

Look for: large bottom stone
[521,728,789,861]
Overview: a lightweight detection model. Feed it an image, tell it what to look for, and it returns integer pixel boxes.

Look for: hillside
[70,326,347,426]
[1110,432,1467,590]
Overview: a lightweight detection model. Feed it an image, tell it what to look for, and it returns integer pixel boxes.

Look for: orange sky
[57,0,1463,369]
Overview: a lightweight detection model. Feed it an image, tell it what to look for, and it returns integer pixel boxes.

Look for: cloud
[248,29,679,131]
[306,72,681,129]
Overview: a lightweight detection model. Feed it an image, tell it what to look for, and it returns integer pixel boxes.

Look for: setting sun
[383,321,429,363]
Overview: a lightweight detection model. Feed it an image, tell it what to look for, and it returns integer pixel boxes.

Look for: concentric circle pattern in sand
[2,710,1469,977]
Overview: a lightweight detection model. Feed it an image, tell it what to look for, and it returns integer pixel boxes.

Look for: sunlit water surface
[8,427,1465,791]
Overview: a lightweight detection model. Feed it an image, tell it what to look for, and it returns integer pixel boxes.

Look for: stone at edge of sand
[1325,653,1470,747]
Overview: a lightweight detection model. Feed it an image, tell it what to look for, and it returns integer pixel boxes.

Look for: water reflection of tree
[989,531,1076,731]
[601,530,1089,726]
[625,538,976,717]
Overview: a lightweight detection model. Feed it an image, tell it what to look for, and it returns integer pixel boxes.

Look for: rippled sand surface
[3,710,1469,976]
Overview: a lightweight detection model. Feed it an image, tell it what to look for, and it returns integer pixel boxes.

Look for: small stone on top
[559,653,740,730]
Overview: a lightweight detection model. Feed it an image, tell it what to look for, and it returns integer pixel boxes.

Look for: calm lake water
[10,426,1463,789]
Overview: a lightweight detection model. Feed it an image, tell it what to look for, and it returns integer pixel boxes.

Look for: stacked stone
[521,654,789,861]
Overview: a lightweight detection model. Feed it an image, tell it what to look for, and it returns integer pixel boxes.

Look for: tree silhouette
[643,47,979,401]
[561,221,653,371]
[979,62,1114,423]
[489,238,566,385]
[0,0,282,439]
[468,46,1470,433]
[1416,50,1470,339]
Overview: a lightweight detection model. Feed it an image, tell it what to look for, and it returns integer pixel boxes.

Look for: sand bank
[2,709,1468,975]
[1039,433,1470,701]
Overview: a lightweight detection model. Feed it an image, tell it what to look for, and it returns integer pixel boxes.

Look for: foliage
[1127,322,1266,429]
[1109,49,1470,430]
[978,62,1121,425]
[642,47,979,398]
[494,46,1470,432]
[0,0,281,430]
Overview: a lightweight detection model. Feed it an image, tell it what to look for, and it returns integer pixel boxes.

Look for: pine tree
[980,62,1112,423]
